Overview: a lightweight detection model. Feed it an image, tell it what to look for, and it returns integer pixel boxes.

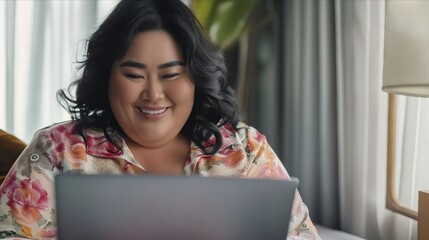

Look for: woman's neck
[124,135,190,175]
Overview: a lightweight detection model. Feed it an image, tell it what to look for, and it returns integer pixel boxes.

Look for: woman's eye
[125,73,144,79]
[162,73,180,79]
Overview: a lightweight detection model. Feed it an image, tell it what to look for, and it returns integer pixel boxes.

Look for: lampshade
[383,0,429,97]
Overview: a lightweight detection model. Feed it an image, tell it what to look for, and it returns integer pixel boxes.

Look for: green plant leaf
[193,0,257,50]
[192,0,217,29]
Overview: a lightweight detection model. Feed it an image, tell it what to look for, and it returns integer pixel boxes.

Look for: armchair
[0,129,26,183]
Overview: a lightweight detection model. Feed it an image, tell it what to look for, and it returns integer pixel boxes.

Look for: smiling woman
[0,0,320,239]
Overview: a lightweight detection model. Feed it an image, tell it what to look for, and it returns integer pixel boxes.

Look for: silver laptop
[55,174,298,240]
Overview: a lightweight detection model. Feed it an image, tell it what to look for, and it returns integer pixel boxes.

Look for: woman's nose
[141,77,165,102]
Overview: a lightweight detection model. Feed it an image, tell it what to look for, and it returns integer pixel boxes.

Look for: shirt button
[30,154,40,162]
[301,222,309,229]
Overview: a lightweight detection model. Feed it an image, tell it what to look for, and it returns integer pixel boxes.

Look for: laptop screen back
[55,174,298,240]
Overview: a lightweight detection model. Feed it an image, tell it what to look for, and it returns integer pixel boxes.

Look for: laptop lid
[55,174,298,240]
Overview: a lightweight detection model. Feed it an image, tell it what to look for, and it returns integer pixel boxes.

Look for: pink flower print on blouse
[209,144,246,168]
[0,170,17,195]
[37,228,57,238]
[6,179,49,228]
[85,132,122,158]
[254,159,289,179]
[219,124,238,146]
[49,124,87,168]
[246,127,289,179]
[62,143,87,167]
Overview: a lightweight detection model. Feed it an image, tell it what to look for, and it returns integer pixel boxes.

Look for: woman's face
[108,30,195,148]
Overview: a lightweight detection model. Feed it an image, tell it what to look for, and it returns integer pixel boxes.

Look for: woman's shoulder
[30,120,84,145]
[218,121,267,143]
[36,120,112,143]
[38,120,79,133]
[37,120,104,137]
[32,120,120,159]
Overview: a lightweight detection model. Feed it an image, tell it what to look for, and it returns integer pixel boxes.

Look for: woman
[0,0,320,239]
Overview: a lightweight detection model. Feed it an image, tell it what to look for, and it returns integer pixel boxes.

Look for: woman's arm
[0,129,59,239]
[244,126,321,240]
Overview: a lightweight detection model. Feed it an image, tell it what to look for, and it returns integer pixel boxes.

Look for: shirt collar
[84,128,123,158]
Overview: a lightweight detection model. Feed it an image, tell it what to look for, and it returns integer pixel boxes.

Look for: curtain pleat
[317,0,339,228]
[0,1,118,142]
[334,1,388,238]
[281,0,339,229]
[4,1,16,131]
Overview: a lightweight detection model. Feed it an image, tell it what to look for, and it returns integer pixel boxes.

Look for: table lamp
[382,1,429,239]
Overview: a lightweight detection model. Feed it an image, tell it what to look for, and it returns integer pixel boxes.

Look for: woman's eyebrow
[119,60,146,69]
[158,60,185,69]
[119,60,185,69]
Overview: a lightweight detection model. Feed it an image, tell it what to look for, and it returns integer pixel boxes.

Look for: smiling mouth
[137,107,168,115]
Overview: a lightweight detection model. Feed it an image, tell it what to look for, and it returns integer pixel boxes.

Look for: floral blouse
[0,121,320,239]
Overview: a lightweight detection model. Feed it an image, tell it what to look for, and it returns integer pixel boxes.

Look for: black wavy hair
[58,0,240,155]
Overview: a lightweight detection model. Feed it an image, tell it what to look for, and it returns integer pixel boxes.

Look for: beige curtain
[393,96,429,240]
[281,0,339,229]
[280,0,429,239]
[0,0,118,142]
[335,0,388,238]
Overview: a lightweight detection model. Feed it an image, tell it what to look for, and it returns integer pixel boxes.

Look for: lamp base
[419,191,429,240]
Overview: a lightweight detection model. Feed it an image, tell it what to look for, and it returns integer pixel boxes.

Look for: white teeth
[138,107,167,115]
